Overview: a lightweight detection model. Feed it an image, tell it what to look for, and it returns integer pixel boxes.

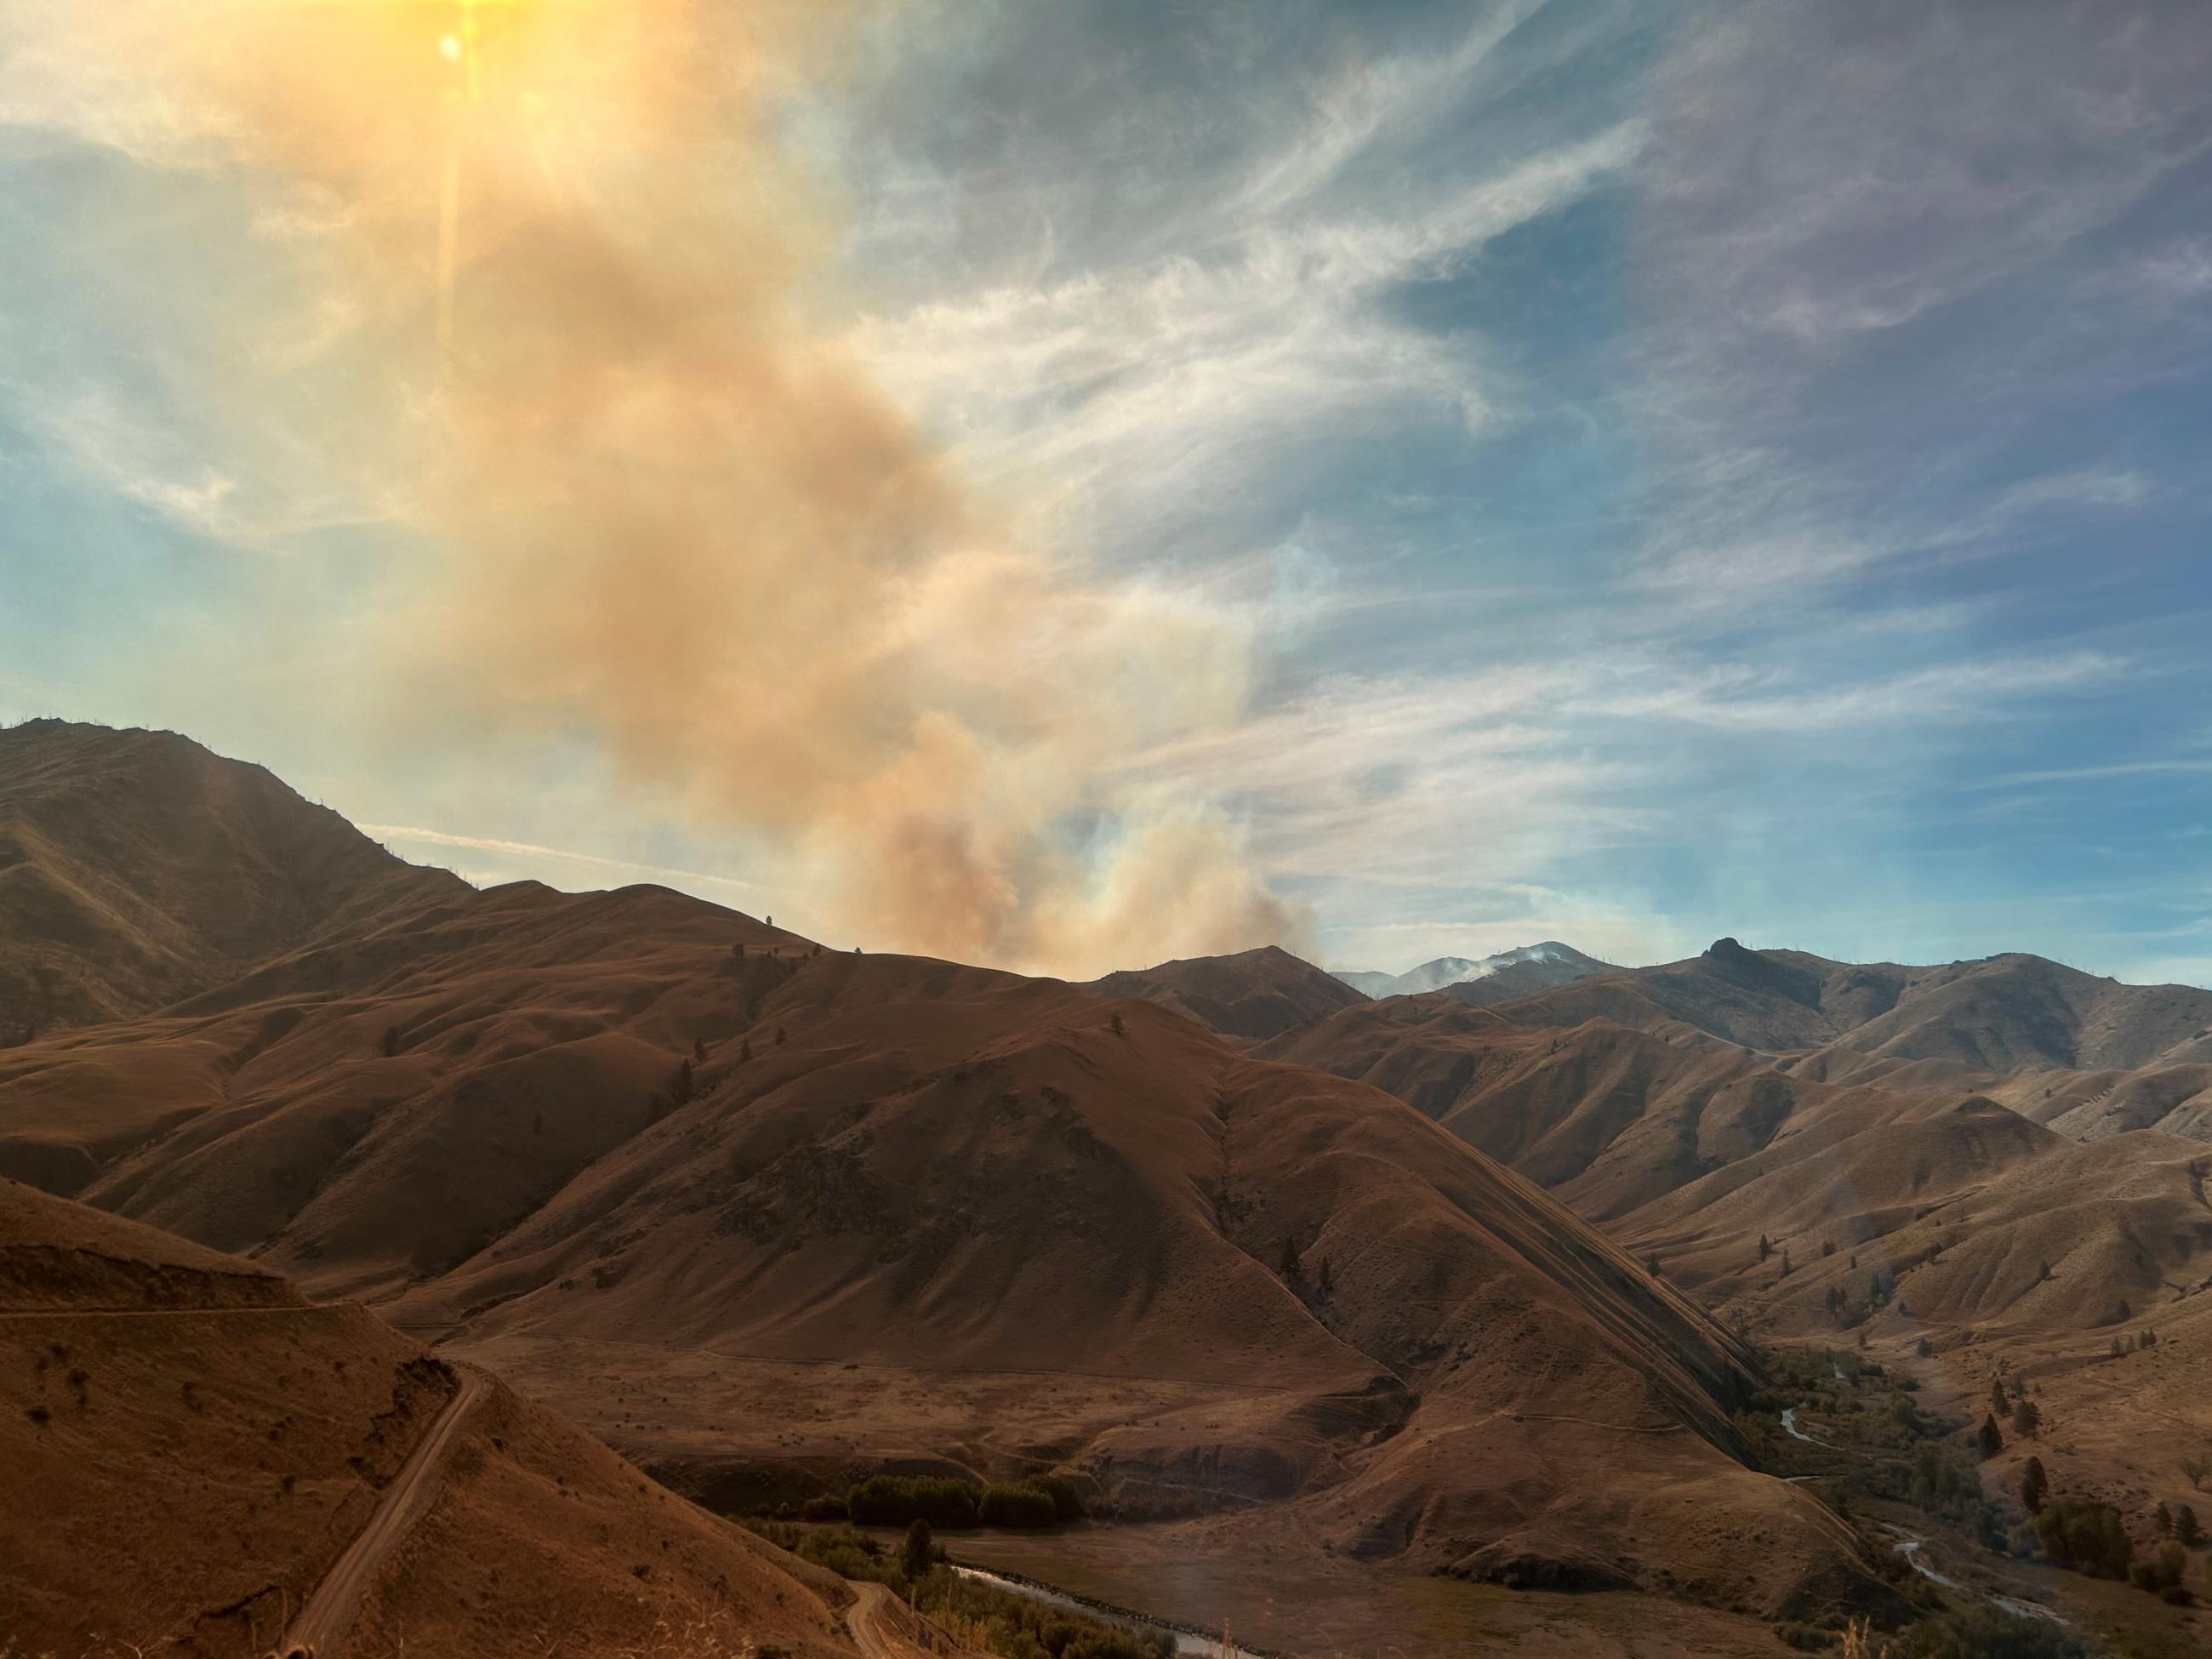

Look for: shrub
[1897,1605,2087,1657]
[798,1494,848,1522]
[912,1568,1170,1659]
[2032,1497,2132,1579]
[2131,1542,2186,1593]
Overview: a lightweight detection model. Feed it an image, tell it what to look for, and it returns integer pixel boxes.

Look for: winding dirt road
[285,1367,488,1656]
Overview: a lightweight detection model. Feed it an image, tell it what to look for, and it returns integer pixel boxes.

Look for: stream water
[952,1565,1268,1657]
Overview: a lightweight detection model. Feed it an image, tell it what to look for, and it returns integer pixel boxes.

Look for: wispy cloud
[357,823,767,898]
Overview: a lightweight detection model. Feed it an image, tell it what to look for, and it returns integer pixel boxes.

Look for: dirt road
[846,1582,908,1659]
[285,1366,488,1656]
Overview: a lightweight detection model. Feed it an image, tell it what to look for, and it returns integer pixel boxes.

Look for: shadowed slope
[0,720,467,1039]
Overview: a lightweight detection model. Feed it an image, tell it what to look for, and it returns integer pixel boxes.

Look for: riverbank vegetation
[739,1518,1168,1659]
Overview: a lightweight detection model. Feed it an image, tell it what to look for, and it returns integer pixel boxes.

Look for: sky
[2,0,2209,984]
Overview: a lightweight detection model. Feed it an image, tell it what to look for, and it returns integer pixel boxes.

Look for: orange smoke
[9,1,1300,972]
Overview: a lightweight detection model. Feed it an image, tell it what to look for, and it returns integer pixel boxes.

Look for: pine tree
[2020,1456,2049,1515]
[1759,1234,1772,1263]
[1990,1375,2010,1417]
[2011,1399,2039,1439]
[1976,1413,2004,1460]
[899,1519,935,1582]
[672,1058,694,1104]
[380,1024,400,1058]
[2178,1504,2204,1548]
[2155,1501,2174,1536]
[1645,1253,1662,1278]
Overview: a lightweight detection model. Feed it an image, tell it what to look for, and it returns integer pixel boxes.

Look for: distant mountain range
[0,720,1881,1639]
[1331,940,1620,1003]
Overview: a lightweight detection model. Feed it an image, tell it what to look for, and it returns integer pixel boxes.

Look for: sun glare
[439,32,463,60]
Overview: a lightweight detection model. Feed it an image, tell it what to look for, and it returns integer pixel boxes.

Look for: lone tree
[672,1058,695,1104]
[2020,1455,2049,1515]
[1758,1234,1772,1263]
[1976,1412,2004,1461]
[899,1518,935,1582]
[1109,1012,1126,1037]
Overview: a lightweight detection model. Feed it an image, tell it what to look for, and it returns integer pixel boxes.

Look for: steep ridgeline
[0,720,467,1039]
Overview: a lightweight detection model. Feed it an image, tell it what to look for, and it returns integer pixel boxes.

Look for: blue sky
[3,0,2209,983]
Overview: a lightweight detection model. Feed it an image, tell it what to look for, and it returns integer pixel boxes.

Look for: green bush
[2129,1539,2186,1593]
[2032,1497,2133,1579]
[913,1568,1169,1659]
[1898,1605,2086,1657]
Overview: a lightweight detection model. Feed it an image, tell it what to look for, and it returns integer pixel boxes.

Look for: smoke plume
[1,1,1302,973]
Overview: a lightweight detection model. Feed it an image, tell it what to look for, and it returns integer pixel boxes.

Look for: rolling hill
[1084,942,1370,1040]
[0,723,1889,1625]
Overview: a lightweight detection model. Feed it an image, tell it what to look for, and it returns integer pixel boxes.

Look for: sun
[439,32,464,61]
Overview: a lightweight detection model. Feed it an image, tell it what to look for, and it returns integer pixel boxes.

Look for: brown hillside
[0,720,466,1039]
[1082,941,1369,1040]
[0,1177,856,1658]
[1485,937,2212,1080]
[0,875,1876,1615]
